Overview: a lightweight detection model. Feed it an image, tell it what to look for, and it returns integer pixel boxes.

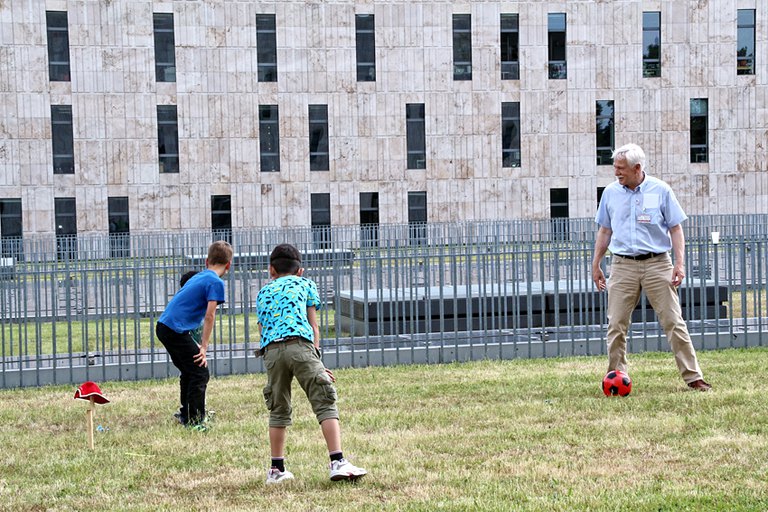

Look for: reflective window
[51,105,74,174]
[548,13,567,79]
[596,100,615,165]
[356,14,376,82]
[309,105,329,171]
[453,14,472,81]
[500,14,519,80]
[642,12,661,78]
[46,11,70,81]
[690,99,708,163]
[256,14,278,82]
[502,102,521,168]
[737,9,755,75]
[157,105,179,173]
[406,104,426,169]
[153,13,176,82]
[259,105,280,172]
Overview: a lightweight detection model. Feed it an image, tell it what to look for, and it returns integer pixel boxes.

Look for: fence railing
[1,215,766,388]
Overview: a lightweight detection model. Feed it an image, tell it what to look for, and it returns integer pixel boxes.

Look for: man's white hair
[612,143,645,172]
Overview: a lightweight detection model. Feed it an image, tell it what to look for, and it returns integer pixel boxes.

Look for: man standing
[592,143,711,391]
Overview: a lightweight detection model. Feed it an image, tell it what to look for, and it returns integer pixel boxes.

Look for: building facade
[0,0,765,239]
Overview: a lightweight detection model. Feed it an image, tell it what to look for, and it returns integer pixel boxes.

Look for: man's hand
[671,263,685,287]
[593,267,607,291]
[325,368,336,383]
[193,346,208,368]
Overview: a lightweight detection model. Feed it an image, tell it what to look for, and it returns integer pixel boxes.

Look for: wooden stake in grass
[73,381,110,450]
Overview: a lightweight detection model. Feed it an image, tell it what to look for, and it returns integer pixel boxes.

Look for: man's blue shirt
[256,275,322,349]
[595,174,688,256]
[158,269,225,333]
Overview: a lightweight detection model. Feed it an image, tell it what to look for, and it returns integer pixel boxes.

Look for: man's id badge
[637,213,651,224]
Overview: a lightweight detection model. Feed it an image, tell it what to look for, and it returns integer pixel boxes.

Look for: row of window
[48,95,711,175]
[0,187,607,258]
[45,9,758,84]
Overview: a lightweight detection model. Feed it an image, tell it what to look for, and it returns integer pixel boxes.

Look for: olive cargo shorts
[262,340,339,427]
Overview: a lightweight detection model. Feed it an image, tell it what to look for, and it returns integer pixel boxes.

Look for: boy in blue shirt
[256,243,366,484]
[157,240,232,428]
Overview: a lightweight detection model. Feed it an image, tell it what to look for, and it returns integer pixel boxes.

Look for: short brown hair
[207,240,233,266]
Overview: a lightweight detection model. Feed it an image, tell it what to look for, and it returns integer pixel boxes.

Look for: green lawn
[1,348,767,511]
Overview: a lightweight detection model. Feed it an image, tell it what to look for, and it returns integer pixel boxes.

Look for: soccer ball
[602,370,632,397]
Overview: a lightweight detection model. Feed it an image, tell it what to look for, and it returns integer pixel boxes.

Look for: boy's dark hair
[270,244,302,275]
[208,240,234,266]
[179,270,198,288]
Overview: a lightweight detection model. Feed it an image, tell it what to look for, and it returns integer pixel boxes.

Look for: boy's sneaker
[266,467,294,484]
[173,411,187,426]
[329,458,367,481]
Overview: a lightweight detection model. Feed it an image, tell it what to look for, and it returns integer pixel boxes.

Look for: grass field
[1,348,767,511]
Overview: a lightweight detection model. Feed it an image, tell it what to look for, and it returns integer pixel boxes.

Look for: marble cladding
[0,0,765,235]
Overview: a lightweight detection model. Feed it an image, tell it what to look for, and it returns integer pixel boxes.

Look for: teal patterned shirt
[256,275,322,349]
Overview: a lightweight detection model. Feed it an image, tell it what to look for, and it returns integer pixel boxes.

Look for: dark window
[108,196,130,257]
[737,9,755,75]
[550,188,569,241]
[355,14,376,82]
[596,100,615,165]
[256,14,277,82]
[0,198,23,259]
[690,99,708,163]
[51,105,74,174]
[406,103,426,169]
[54,197,77,260]
[46,11,70,81]
[548,13,567,79]
[408,191,427,245]
[157,105,179,173]
[597,187,605,208]
[211,195,232,244]
[500,13,520,80]
[360,192,379,248]
[309,104,329,171]
[259,105,280,172]
[153,13,176,82]
[453,14,472,81]
[310,193,331,249]
[642,12,661,78]
[501,102,521,168]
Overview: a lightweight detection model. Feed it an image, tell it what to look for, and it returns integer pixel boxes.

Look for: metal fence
[1,215,766,388]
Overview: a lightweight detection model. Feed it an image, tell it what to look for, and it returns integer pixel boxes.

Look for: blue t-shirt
[595,174,688,256]
[256,275,322,349]
[158,270,226,333]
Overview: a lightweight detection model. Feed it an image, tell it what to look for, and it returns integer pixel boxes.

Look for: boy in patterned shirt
[256,243,366,484]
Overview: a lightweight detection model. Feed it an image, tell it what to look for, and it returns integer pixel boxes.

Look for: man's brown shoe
[687,379,712,391]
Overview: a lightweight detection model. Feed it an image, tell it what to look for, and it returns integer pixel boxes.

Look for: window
[596,187,605,209]
[51,105,74,174]
[46,11,70,81]
[408,191,427,245]
[108,197,130,258]
[548,13,567,79]
[355,14,376,82]
[310,193,331,249]
[360,192,379,248]
[256,14,277,82]
[54,197,77,260]
[153,13,176,82]
[406,104,426,169]
[550,188,569,241]
[596,100,615,165]
[737,9,755,75]
[690,98,708,163]
[453,14,472,81]
[157,105,179,173]
[500,14,520,80]
[501,102,521,168]
[211,195,232,244]
[309,105,329,171]
[0,199,22,259]
[259,105,280,172]
[642,12,661,78]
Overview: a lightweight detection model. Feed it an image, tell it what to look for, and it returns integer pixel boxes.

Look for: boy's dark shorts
[262,337,338,427]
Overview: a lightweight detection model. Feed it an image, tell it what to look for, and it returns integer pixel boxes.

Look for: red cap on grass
[74,381,110,404]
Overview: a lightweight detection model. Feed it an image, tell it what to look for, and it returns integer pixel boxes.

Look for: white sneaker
[266,467,294,484]
[329,458,367,481]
